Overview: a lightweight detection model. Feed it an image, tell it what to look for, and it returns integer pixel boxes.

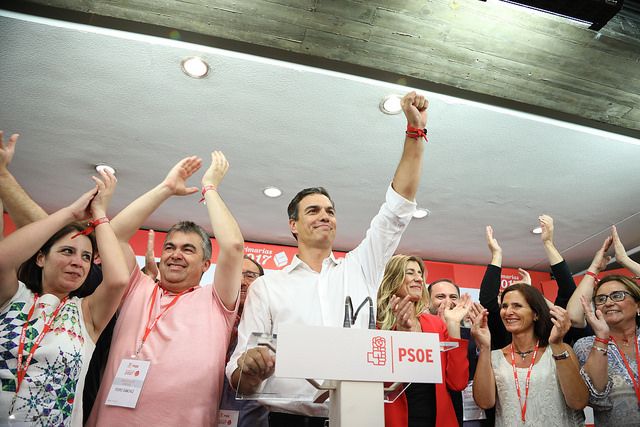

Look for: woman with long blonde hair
[378,254,471,427]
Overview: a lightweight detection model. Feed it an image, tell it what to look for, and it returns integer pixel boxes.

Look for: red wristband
[594,336,610,345]
[585,271,599,285]
[406,124,428,142]
[71,217,110,239]
[199,185,217,203]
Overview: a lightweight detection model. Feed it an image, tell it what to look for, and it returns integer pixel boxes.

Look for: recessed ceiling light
[181,57,209,78]
[531,227,543,234]
[263,187,282,198]
[95,164,116,175]
[379,95,402,115]
[413,208,430,219]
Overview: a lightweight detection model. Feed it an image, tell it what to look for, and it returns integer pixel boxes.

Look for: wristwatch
[552,350,570,360]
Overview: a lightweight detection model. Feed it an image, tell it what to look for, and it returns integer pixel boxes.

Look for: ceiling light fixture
[413,208,430,219]
[263,187,282,198]
[95,164,116,175]
[379,95,403,115]
[181,56,209,78]
[531,226,543,235]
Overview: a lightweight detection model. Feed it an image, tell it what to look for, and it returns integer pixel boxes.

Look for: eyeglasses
[593,290,634,306]
[242,271,260,280]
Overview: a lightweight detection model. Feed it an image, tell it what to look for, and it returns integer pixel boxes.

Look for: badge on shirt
[462,381,486,421]
[105,358,151,408]
[217,410,239,427]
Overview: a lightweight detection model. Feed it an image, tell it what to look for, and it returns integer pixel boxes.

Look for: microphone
[344,296,376,329]
[343,296,353,328]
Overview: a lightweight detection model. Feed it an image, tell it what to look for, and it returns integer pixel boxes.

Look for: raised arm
[201,151,244,310]
[479,226,502,312]
[479,226,510,349]
[142,229,159,280]
[392,91,427,201]
[548,305,589,410]
[539,215,577,308]
[577,296,611,393]
[567,237,612,327]
[0,131,47,228]
[110,156,202,272]
[0,185,97,305]
[82,171,130,341]
[611,225,640,276]
[471,309,496,409]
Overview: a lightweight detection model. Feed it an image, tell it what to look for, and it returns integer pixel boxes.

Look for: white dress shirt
[225,185,416,416]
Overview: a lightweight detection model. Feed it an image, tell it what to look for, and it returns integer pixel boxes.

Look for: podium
[236,325,458,426]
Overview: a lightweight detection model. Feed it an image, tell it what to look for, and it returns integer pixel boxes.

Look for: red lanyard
[510,340,539,422]
[610,334,640,406]
[16,294,68,393]
[136,284,194,355]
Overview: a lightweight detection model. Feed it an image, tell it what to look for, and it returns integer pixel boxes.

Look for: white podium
[237,325,457,426]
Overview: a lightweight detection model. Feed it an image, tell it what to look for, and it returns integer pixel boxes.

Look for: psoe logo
[367,336,387,366]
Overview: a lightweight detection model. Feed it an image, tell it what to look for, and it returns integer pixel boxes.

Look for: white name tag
[462,381,486,421]
[217,410,239,427]
[105,358,151,408]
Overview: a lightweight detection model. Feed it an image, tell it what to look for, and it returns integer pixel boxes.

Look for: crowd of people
[0,90,639,427]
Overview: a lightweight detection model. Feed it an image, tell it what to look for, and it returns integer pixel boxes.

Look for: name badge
[105,358,151,408]
[462,381,486,421]
[217,410,239,427]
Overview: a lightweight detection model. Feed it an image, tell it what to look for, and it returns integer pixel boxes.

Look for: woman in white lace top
[471,283,588,426]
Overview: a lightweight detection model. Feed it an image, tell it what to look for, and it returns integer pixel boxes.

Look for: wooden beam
[6,0,640,135]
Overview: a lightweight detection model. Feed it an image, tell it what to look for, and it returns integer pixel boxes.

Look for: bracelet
[552,350,570,360]
[585,271,599,285]
[406,124,428,142]
[71,217,110,239]
[592,345,608,355]
[594,336,610,345]
[198,185,217,203]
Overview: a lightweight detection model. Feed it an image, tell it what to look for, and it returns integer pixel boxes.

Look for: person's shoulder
[418,312,445,329]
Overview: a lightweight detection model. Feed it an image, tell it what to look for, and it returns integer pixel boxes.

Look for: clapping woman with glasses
[574,274,640,426]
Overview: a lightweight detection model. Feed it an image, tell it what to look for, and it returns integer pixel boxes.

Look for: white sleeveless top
[491,347,584,427]
[0,282,96,426]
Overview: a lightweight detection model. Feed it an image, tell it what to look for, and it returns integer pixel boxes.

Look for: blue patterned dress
[574,331,640,427]
[0,282,95,426]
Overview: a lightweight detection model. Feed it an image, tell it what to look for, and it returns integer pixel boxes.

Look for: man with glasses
[219,255,267,426]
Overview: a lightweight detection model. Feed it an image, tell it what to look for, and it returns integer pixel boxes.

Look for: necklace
[514,349,534,359]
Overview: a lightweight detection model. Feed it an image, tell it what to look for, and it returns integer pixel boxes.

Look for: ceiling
[1,8,640,275]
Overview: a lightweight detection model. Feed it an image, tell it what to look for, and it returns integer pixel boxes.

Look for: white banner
[275,324,443,383]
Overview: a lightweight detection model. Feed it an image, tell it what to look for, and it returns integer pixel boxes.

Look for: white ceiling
[2,10,640,274]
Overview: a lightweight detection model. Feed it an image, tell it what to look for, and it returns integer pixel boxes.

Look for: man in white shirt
[226,91,429,424]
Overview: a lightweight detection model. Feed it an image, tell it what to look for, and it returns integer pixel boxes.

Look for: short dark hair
[18,223,97,297]
[287,187,334,221]
[428,279,460,297]
[243,255,264,276]
[500,283,553,346]
[165,221,212,260]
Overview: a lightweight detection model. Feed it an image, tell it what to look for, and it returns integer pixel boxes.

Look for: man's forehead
[299,193,333,209]
[430,281,459,295]
[164,231,203,246]
[242,258,261,273]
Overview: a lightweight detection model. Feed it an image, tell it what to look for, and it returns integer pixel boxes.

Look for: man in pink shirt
[87,152,243,426]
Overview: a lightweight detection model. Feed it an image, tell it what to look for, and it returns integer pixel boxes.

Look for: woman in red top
[377,254,471,427]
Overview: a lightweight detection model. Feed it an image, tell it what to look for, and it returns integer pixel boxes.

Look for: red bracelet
[199,185,217,203]
[585,271,599,285]
[594,336,610,345]
[406,124,428,142]
[71,217,110,239]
